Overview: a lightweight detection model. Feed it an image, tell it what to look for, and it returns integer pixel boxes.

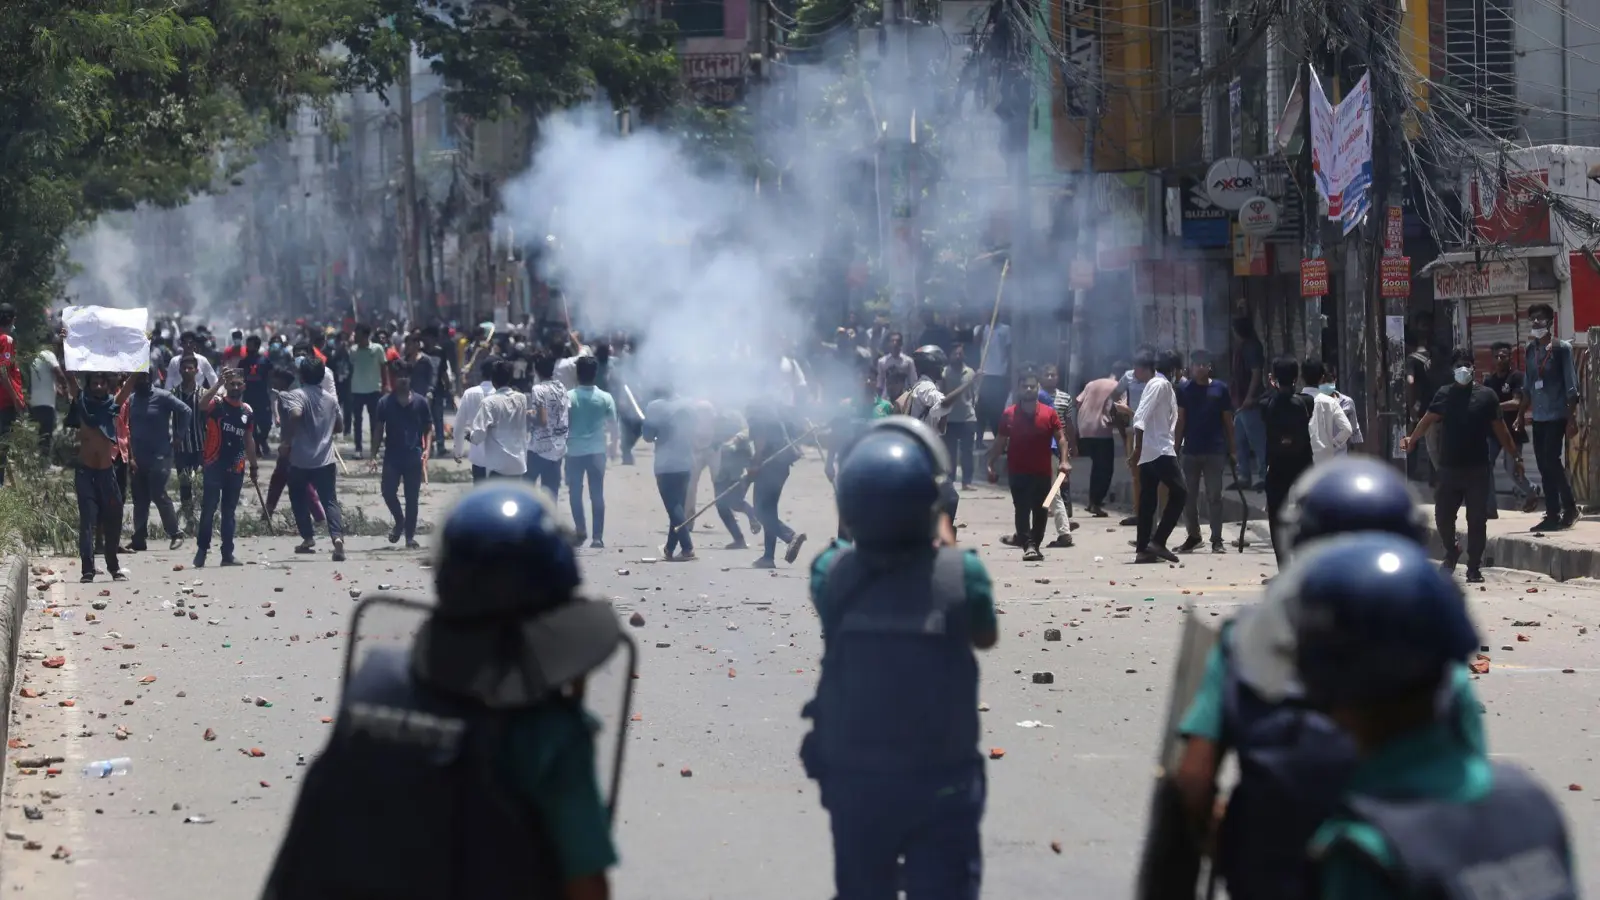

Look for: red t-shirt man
[996,400,1062,475]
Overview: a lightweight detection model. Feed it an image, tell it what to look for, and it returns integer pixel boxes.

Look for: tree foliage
[0,0,684,332]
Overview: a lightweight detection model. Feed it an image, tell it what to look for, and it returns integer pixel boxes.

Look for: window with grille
[1441,0,1516,138]
[664,0,725,37]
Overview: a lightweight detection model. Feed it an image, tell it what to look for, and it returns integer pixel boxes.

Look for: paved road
[3,441,1599,898]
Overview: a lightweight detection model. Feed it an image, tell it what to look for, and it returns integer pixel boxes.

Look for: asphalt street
[3,440,1599,899]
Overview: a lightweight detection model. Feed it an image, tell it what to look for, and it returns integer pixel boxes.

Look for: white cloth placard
[62,305,151,373]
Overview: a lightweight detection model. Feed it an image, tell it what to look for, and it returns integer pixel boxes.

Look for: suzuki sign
[1204,158,1260,211]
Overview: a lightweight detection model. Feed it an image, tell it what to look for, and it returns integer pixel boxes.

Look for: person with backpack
[1261,357,1315,563]
[1283,534,1574,900]
[800,416,996,900]
[1167,459,1488,900]
[261,483,628,900]
[1519,302,1580,530]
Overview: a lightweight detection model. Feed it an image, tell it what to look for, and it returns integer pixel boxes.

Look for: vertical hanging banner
[1335,74,1373,235]
[1309,69,1337,217]
[1308,70,1373,235]
[1384,205,1404,255]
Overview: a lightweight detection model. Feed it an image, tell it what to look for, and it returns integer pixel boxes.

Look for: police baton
[1231,461,1247,553]
[253,477,276,535]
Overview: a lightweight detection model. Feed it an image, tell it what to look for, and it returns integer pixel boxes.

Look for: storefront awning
[1418,245,1562,277]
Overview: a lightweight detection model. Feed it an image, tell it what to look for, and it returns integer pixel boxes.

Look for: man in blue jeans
[748,403,807,569]
[1228,316,1268,490]
[280,358,345,561]
[373,363,431,549]
[644,390,696,561]
[565,356,615,548]
[193,367,259,567]
[1519,302,1580,530]
[347,323,386,459]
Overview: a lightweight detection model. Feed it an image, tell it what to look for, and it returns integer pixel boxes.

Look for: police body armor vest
[807,546,977,773]
[1218,628,1359,900]
[1330,762,1576,900]
[262,646,560,899]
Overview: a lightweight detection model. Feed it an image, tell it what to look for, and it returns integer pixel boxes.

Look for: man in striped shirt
[171,356,207,533]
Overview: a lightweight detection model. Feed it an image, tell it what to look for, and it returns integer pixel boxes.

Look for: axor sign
[1204,158,1260,211]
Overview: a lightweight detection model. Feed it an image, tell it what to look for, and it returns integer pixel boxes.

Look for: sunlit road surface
[4,444,1598,899]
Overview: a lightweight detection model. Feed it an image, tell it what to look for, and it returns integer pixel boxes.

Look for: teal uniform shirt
[1310,719,1575,899]
[504,701,619,881]
[1178,643,1486,756]
[810,542,997,639]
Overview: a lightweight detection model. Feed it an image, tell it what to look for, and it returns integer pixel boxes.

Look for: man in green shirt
[347,323,387,459]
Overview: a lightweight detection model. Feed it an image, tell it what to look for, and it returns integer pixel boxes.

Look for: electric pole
[398,41,424,326]
[1360,0,1400,457]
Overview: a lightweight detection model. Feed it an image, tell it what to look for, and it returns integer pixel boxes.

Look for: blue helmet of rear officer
[1285,534,1576,900]
[801,416,997,899]
[1159,458,1486,900]
[262,482,632,900]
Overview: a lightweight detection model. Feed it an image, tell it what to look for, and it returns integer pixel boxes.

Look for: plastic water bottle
[82,758,132,778]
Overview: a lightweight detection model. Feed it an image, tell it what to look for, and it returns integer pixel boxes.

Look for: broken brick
[18,688,38,699]
[40,657,64,669]
[1470,654,1491,675]
[628,612,646,627]
[989,748,1006,760]
[203,728,217,742]
[248,748,265,758]
[138,675,157,684]
[680,767,693,778]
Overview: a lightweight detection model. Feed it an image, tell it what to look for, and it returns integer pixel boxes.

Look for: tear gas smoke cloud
[497,109,812,408]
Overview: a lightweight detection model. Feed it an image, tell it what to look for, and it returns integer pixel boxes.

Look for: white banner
[62,305,150,373]
[1335,74,1373,235]
[1310,69,1337,217]
[1309,71,1373,235]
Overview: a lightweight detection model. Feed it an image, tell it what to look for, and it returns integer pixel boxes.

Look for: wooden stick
[622,384,645,420]
[973,259,1010,380]
[1041,470,1067,509]
[673,423,825,532]
[332,443,350,477]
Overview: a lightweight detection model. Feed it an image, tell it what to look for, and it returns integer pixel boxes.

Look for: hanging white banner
[1310,69,1337,217]
[1335,74,1373,235]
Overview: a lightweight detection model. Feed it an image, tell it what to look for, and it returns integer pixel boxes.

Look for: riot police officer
[1159,458,1486,900]
[1287,534,1576,900]
[263,482,629,900]
[800,416,996,899]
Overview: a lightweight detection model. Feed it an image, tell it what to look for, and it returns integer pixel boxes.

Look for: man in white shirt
[451,373,494,484]
[972,316,1012,445]
[29,340,63,457]
[1301,357,1354,464]
[875,332,915,403]
[166,331,218,389]
[907,345,956,428]
[527,354,570,494]
[467,361,530,478]
[1130,349,1187,563]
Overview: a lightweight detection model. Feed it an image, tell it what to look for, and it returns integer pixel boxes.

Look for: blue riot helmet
[1278,457,1428,553]
[835,416,951,548]
[417,482,621,709]
[1283,533,1479,709]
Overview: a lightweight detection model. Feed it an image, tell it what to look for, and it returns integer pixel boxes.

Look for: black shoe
[331,539,346,563]
[192,552,206,568]
[784,533,808,564]
[1441,542,1462,572]
[1149,544,1180,564]
[1089,506,1109,518]
[128,542,147,553]
[169,533,186,550]
[724,540,748,551]
[1212,540,1226,554]
[111,572,128,582]
[590,539,604,549]
[1046,534,1074,548]
[1134,550,1160,564]
[405,540,422,550]
[572,532,589,547]
[1119,516,1138,527]
[1465,568,1485,583]
[1022,546,1044,562]
[220,557,243,567]
[388,527,401,544]
[80,572,95,583]
[1562,507,1580,527]
[1532,517,1564,532]
[1177,535,1204,553]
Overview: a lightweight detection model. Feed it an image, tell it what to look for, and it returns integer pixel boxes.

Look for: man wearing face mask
[1518,303,1580,530]
[1401,349,1523,583]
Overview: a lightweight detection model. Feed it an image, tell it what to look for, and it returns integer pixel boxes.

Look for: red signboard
[1301,258,1329,297]
[1380,256,1411,299]
[1470,170,1551,246]
[1384,205,1403,256]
